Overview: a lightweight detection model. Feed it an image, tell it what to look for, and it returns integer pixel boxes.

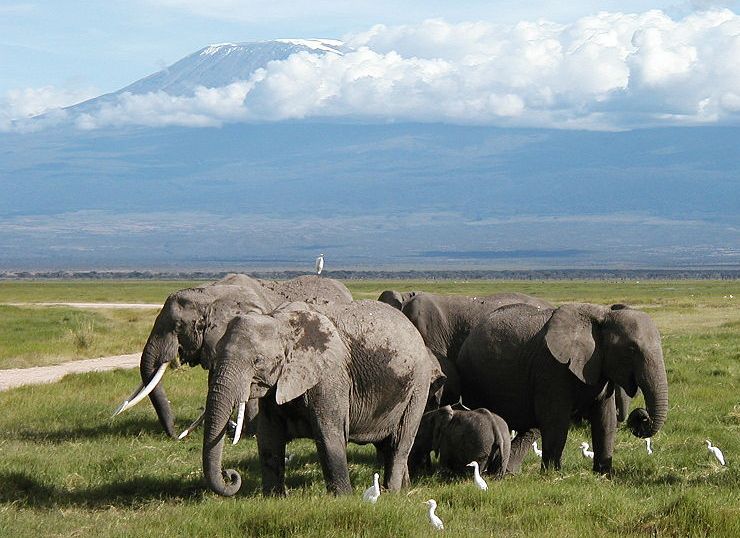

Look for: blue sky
[1,1,735,95]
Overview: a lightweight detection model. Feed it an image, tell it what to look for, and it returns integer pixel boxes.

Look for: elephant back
[259,276,353,304]
[440,410,497,473]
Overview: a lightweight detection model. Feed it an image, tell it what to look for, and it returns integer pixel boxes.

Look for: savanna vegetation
[0,280,737,536]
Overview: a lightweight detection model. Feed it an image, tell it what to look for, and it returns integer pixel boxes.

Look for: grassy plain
[0,279,738,536]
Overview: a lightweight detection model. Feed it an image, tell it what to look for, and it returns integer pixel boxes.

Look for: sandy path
[0,354,140,392]
[3,302,161,309]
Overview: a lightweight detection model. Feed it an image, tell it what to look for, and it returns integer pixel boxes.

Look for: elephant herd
[114,274,668,497]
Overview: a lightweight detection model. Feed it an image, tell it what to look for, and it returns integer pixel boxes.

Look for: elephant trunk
[631,348,668,438]
[140,330,178,437]
[202,364,253,497]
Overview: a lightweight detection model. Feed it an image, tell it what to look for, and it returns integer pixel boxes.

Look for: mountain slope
[0,122,737,269]
[69,39,344,113]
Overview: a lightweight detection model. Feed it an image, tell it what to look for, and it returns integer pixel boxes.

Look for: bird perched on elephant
[408,405,511,479]
[456,303,668,475]
[114,274,353,437]
[200,300,438,496]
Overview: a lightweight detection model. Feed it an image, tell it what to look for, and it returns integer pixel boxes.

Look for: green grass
[0,306,155,369]
[0,280,738,536]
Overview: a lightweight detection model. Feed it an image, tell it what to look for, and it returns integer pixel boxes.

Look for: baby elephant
[409,405,511,478]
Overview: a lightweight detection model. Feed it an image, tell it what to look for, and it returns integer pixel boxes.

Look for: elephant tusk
[177,411,206,440]
[232,401,246,445]
[113,363,168,416]
[112,382,144,417]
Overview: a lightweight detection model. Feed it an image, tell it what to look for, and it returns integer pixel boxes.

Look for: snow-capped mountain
[70,39,345,112]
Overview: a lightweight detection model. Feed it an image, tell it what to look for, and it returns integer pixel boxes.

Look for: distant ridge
[2,270,738,281]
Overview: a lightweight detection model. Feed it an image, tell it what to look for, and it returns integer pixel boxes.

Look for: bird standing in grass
[646,438,653,455]
[362,473,380,503]
[532,441,543,458]
[580,442,594,459]
[466,461,488,491]
[424,499,444,531]
[706,440,726,465]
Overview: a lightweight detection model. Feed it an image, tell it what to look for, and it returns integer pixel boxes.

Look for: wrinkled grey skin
[457,303,668,475]
[409,405,510,478]
[137,274,352,437]
[201,300,434,497]
[394,291,552,406]
[400,291,553,363]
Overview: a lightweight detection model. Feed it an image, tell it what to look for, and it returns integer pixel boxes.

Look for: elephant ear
[426,348,448,397]
[544,304,602,385]
[274,308,345,405]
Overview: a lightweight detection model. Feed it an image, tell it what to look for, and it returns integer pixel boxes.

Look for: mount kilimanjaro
[69,39,345,114]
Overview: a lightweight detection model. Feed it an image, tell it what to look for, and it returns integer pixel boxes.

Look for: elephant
[409,405,511,479]
[201,300,436,496]
[456,303,668,475]
[400,291,553,364]
[393,291,552,406]
[377,290,418,310]
[113,274,353,437]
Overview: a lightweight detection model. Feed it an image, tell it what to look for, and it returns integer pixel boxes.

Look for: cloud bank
[6,9,740,131]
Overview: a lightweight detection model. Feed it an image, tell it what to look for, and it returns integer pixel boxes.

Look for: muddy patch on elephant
[291,311,332,352]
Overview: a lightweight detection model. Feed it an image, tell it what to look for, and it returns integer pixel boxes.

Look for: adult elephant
[201,301,435,496]
[394,291,552,406]
[114,274,352,437]
[457,303,668,475]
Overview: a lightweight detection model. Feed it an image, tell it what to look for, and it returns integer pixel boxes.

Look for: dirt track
[0,354,140,392]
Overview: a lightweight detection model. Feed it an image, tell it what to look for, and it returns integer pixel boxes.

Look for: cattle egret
[466,461,488,491]
[362,472,380,503]
[532,441,543,458]
[646,437,653,455]
[424,499,444,531]
[510,429,517,440]
[315,253,324,275]
[580,442,594,459]
[706,440,726,465]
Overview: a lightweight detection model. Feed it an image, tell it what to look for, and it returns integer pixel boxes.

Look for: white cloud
[13,9,740,131]
[0,85,97,131]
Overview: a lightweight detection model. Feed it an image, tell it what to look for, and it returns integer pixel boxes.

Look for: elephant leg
[540,419,569,471]
[309,408,352,495]
[256,402,288,496]
[384,387,428,491]
[589,393,617,475]
[506,429,539,473]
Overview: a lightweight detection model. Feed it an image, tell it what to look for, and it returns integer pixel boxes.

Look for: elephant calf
[409,405,511,479]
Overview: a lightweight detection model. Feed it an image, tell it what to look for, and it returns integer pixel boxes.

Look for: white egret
[466,461,488,491]
[706,440,726,465]
[424,499,444,531]
[510,429,517,440]
[532,441,543,458]
[315,253,324,275]
[362,472,380,503]
[580,442,594,459]
[646,437,653,455]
